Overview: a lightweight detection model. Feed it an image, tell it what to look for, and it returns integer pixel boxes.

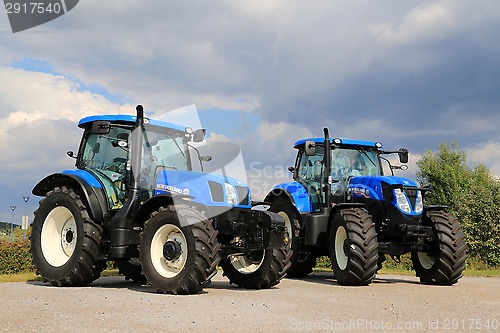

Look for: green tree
[416,142,470,209]
[417,142,500,266]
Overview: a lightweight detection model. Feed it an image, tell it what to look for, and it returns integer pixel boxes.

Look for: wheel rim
[150,224,188,278]
[418,251,436,270]
[41,206,78,267]
[229,251,265,274]
[335,226,349,270]
[277,211,292,247]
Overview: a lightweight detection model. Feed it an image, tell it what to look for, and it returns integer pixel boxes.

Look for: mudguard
[266,181,313,213]
[32,171,109,224]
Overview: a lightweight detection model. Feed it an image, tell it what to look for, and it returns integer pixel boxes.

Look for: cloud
[0,67,132,221]
[466,142,500,178]
[1,0,500,219]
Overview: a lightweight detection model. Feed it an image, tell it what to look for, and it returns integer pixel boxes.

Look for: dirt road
[1,272,498,332]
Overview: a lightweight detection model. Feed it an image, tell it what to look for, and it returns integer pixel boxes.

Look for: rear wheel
[139,205,220,294]
[411,210,466,285]
[329,208,378,286]
[115,258,147,283]
[269,198,316,278]
[220,245,291,289]
[31,187,103,286]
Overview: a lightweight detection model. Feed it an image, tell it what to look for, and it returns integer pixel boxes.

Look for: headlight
[415,190,423,214]
[394,188,411,213]
[225,183,238,205]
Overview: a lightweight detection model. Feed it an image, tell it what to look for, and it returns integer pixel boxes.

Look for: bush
[417,143,500,267]
[0,239,35,275]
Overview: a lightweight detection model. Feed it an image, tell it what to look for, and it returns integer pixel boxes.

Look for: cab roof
[293,137,382,149]
[78,114,186,132]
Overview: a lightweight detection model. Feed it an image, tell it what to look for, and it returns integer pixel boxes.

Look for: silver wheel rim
[41,206,77,267]
[335,226,348,270]
[229,252,265,274]
[277,211,292,247]
[418,252,435,270]
[150,224,188,278]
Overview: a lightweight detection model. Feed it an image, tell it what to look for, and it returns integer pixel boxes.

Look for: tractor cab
[292,137,406,211]
[75,115,200,211]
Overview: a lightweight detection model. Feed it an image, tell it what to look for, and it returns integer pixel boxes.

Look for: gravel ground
[0,272,499,333]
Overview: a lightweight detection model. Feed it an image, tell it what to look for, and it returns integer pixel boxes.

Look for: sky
[0,0,499,223]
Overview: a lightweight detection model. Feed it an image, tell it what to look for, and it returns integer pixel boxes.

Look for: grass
[0,272,41,283]
[1,267,499,283]
[0,269,120,283]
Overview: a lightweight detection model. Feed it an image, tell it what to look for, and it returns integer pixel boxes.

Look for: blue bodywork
[78,114,186,132]
[62,169,103,188]
[347,176,421,216]
[154,170,251,209]
[293,137,381,149]
[271,182,313,213]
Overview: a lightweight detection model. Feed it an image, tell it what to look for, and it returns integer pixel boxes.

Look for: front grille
[235,186,249,205]
[404,187,417,208]
[208,181,224,202]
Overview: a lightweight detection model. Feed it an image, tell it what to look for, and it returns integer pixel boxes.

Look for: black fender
[32,173,109,224]
[304,203,367,248]
[264,189,300,213]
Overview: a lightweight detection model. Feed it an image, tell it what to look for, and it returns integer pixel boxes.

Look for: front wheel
[411,210,466,285]
[329,208,378,286]
[220,244,291,289]
[139,205,221,294]
[31,186,103,286]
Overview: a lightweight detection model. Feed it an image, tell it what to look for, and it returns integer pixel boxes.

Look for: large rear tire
[139,205,220,294]
[31,187,103,287]
[220,243,291,289]
[411,210,466,285]
[329,208,378,286]
[269,198,316,278]
[115,258,147,284]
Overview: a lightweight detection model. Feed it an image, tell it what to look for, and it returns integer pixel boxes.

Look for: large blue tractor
[31,105,290,294]
[266,128,466,286]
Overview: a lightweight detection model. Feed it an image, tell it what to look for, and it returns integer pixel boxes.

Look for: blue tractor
[266,128,466,286]
[31,105,290,294]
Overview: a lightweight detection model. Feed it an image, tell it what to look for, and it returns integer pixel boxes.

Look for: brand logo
[4,0,79,33]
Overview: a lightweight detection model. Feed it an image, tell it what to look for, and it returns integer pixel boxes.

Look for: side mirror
[287,166,295,173]
[399,148,409,164]
[91,121,111,134]
[67,151,77,159]
[305,141,316,156]
[193,129,206,143]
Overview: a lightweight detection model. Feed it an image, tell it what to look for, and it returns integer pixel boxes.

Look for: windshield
[143,124,190,172]
[331,146,381,180]
[296,144,382,209]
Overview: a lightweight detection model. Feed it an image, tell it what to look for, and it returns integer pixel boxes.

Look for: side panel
[348,176,384,201]
[154,170,251,209]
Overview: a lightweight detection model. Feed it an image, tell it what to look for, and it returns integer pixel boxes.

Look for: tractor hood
[348,175,422,216]
[348,175,418,201]
[154,170,251,208]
